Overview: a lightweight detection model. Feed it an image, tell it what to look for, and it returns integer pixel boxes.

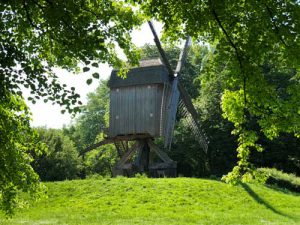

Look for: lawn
[1,177,299,225]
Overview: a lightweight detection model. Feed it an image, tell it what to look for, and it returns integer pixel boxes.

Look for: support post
[113,138,176,177]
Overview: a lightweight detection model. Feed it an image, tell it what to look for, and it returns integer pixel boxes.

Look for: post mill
[81,22,208,177]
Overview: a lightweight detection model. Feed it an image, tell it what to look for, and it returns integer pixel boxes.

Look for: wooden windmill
[81,21,208,177]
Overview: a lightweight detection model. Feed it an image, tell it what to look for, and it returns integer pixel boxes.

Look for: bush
[33,128,82,181]
[258,168,300,192]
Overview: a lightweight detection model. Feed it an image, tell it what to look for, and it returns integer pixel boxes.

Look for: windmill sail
[164,37,192,149]
[177,86,208,153]
[148,21,208,154]
[164,77,180,148]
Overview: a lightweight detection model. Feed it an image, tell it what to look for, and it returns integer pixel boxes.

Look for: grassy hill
[1,177,299,225]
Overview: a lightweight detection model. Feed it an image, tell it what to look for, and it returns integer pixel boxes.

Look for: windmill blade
[163,36,192,149]
[164,77,180,148]
[148,21,174,79]
[148,21,208,153]
[175,36,192,76]
[178,83,208,154]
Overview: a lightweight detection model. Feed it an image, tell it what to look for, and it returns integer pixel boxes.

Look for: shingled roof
[108,58,170,88]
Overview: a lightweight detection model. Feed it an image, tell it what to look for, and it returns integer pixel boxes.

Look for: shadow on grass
[264,183,300,196]
[241,183,296,220]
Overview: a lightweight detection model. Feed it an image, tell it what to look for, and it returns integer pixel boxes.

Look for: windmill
[81,21,208,177]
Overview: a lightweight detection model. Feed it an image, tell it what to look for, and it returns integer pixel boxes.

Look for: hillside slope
[1,177,300,225]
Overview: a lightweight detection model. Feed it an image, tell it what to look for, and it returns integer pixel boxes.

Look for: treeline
[32,45,300,181]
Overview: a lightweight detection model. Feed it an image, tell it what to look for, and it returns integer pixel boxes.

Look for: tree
[1,1,142,111]
[142,0,300,182]
[32,128,81,181]
[63,80,115,177]
[65,80,110,150]
[1,0,141,214]
[194,48,300,177]
[0,91,45,215]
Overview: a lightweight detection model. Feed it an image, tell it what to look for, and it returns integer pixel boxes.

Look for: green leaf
[83,67,90,72]
[86,79,93,85]
[92,73,100,79]
[91,62,99,68]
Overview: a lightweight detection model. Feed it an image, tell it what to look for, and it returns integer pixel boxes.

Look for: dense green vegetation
[0,92,45,215]
[32,128,81,181]
[1,0,299,215]
[260,168,300,192]
[1,177,299,225]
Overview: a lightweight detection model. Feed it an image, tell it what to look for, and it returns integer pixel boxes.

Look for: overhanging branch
[23,0,35,28]
[211,9,243,71]
[209,2,248,117]
[263,3,287,47]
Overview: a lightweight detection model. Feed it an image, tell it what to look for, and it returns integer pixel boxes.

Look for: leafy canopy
[0,0,141,214]
[0,91,45,215]
[141,0,300,182]
[1,0,142,112]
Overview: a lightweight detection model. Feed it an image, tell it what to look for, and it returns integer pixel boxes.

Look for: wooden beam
[114,141,123,158]
[148,21,174,79]
[175,36,192,76]
[149,162,177,170]
[178,83,199,121]
[79,138,114,156]
[164,77,180,148]
[115,142,141,168]
[148,139,174,163]
[113,134,152,141]
[80,134,152,156]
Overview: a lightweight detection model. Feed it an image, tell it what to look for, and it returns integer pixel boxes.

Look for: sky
[26,22,163,129]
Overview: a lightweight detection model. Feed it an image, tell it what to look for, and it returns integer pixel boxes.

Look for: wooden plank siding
[109,83,171,138]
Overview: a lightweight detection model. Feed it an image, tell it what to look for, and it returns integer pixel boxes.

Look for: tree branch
[23,0,35,28]
[30,0,46,11]
[211,9,243,70]
[263,3,287,47]
[209,2,248,119]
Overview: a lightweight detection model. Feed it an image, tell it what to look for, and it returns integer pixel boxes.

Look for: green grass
[1,177,300,225]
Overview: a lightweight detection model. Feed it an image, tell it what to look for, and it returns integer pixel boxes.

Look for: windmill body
[108,59,172,139]
[108,58,177,177]
[81,22,208,177]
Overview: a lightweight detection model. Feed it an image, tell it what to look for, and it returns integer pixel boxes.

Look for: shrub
[258,168,300,192]
[33,128,82,181]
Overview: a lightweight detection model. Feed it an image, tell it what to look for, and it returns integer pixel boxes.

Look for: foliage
[1,0,142,112]
[252,134,300,175]
[0,91,45,215]
[259,168,300,192]
[63,80,116,177]
[141,0,300,183]
[1,178,300,224]
[84,142,117,177]
[32,128,81,181]
[194,50,238,176]
[1,1,299,215]
[0,0,142,215]
[64,80,110,151]
[195,48,300,179]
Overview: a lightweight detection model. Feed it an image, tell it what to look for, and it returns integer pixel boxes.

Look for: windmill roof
[108,58,171,88]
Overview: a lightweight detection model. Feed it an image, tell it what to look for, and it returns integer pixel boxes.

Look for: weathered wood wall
[109,83,171,138]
